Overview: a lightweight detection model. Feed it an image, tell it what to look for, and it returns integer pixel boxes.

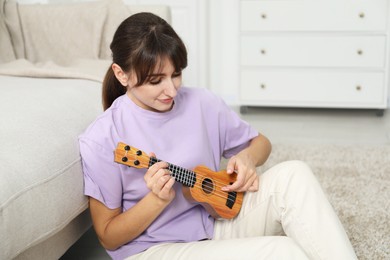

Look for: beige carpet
[258,143,390,260]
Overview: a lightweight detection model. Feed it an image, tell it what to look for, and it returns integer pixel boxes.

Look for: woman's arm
[223,133,272,192]
[90,161,175,250]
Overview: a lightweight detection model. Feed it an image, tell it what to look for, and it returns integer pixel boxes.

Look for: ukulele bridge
[226,191,237,209]
[225,182,237,209]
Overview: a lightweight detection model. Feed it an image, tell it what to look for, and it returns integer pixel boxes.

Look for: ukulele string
[160,160,238,202]
[154,157,240,202]
[150,156,238,194]
[166,167,239,202]
[168,164,240,196]
[123,154,240,203]
[166,172,239,204]
[167,164,233,190]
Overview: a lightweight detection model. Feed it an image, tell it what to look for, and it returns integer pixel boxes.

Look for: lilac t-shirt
[79,87,258,259]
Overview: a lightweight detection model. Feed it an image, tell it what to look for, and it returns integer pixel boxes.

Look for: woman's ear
[112,63,129,87]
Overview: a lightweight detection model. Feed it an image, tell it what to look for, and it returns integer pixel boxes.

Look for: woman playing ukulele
[79,12,356,260]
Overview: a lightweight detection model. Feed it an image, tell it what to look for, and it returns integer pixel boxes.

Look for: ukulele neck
[149,157,196,188]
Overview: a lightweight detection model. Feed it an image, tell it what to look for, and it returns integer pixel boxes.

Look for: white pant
[127,161,357,260]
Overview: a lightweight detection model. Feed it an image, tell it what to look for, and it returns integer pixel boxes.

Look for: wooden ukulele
[114,142,243,219]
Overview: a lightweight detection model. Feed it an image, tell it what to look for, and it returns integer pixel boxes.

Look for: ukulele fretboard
[149,157,196,187]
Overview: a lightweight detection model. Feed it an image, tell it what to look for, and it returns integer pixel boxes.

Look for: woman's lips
[159,98,173,104]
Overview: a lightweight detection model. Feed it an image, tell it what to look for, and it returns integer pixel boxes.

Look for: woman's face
[126,58,182,112]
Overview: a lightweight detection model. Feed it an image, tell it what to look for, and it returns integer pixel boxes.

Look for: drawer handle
[260,13,267,19]
[357,49,363,55]
[260,49,266,55]
[359,12,365,19]
[260,84,266,89]
[356,85,362,91]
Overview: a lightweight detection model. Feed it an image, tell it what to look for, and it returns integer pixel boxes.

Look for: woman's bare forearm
[90,192,170,250]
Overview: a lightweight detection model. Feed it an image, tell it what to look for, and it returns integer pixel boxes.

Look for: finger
[151,168,170,183]
[247,183,259,192]
[153,170,173,194]
[222,169,246,192]
[145,166,169,189]
[226,156,237,174]
[239,173,258,192]
[251,175,259,191]
[158,177,176,201]
[153,174,170,191]
[146,161,168,179]
[150,161,168,171]
[162,177,175,193]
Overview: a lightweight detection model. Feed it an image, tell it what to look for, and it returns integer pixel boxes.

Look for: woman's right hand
[144,153,176,203]
[90,153,176,251]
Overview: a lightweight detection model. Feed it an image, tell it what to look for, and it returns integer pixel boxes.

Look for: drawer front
[241,0,387,32]
[240,69,385,106]
[241,35,386,68]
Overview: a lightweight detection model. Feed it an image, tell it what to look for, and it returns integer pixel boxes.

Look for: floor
[60,106,390,259]
[239,106,390,145]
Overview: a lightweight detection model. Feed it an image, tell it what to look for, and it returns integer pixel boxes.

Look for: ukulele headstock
[114,142,150,169]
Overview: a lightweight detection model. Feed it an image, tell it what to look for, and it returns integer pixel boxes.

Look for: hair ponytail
[102,66,126,111]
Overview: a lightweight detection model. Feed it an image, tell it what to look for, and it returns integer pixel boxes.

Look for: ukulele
[114,142,243,219]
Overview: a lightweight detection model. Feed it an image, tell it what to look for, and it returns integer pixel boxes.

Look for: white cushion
[4,0,172,63]
[4,2,25,59]
[0,0,16,62]
[99,0,130,59]
[16,1,107,65]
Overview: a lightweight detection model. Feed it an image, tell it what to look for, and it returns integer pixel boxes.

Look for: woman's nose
[164,79,177,97]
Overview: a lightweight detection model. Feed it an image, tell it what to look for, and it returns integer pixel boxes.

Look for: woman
[79,12,357,260]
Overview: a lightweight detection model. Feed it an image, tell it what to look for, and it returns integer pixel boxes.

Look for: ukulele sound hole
[202,178,214,195]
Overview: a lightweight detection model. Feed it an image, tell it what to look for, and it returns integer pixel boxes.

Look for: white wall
[207,0,240,104]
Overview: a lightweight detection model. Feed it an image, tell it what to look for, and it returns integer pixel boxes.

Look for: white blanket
[0,59,111,83]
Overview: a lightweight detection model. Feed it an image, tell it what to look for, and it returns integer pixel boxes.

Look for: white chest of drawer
[241,35,386,68]
[239,0,389,115]
[241,70,385,106]
[241,0,387,32]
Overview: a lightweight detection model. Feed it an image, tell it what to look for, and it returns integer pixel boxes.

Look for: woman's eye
[149,78,162,85]
[173,72,182,78]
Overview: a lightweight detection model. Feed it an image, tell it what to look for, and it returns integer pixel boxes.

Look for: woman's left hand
[222,153,259,192]
[221,134,271,193]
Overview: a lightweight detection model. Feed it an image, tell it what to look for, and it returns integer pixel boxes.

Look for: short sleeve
[216,97,258,158]
[79,138,123,209]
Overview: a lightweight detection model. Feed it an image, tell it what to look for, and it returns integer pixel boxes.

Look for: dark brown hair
[102,12,188,110]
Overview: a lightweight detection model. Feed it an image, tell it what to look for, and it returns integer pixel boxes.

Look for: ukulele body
[182,165,243,219]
